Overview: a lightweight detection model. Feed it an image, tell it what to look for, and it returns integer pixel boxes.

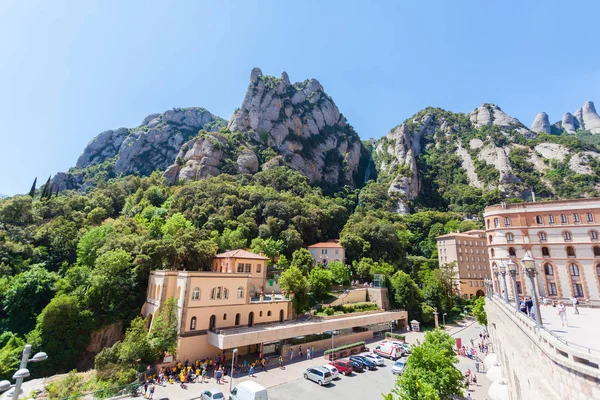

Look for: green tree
[27,295,95,375]
[278,265,309,313]
[119,316,156,365]
[2,265,59,335]
[76,224,115,267]
[308,267,333,299]
[28,177,37,197]
[472,296,487,326]
[290,248,314,275]
[387,330,464,400]
[161,213,194,237]
[0,333,25,381]
[328,261,348,285]
[389,271,421,312]
[149,297,179,359]
[250,237,284,265]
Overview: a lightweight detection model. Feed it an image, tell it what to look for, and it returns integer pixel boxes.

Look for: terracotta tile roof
[214,249,269,260]
[308,241,344,248]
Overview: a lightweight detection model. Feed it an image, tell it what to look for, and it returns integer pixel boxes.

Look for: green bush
[324,307,335,316]
[384,332,406,341]
[324,341,366,355]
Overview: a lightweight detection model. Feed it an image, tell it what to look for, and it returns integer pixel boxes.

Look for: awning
[484,352,498,369]
[486,363,503,382]
[488,380,509,400]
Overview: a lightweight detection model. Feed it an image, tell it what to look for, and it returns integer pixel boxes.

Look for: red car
[329,360,354,376]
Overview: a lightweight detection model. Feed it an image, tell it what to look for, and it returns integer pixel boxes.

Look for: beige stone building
[142,249,407,363]
[484,198,600,301]
[435,230,489,298]
[307,239,345,266]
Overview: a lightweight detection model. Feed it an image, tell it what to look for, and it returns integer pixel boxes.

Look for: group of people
[146,355,232,390]
[288,345,314,361]
[541,296,580,327]
[351,280,375,287]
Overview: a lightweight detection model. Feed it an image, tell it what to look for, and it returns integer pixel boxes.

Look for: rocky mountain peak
[530,112,551,133]
[581,101,600,133]
[226,69,368,187]
[469,103,534,138]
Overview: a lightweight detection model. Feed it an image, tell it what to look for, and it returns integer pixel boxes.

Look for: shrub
[324,341,366,355]
[384,332,406,341]
[324,307,335,316]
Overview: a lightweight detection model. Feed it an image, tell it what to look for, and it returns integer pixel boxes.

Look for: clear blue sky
[1,0,599,195]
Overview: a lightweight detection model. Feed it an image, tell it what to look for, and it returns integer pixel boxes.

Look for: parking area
[268,355,399,400]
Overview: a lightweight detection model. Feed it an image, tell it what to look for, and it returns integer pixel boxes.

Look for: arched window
[587,213,594,223]
[548,215,555,224]
[267,310,272,317]
[490,248,495,257]
[210,288,216,299]
[235,313,240,326]
[569,263,580,276]
[223,313,227,320]
[541,247,550,257]
[573,213,581,223]
[487,219,490,229]
[597,265,600,278]
[190,317,196,330]
[467,272,471,278]
[506,233,514,243]
[544,263,553,276]
[536,215,543,224]
[566,246,575,257]
[279,309,284,322]
[149,284,154,299]
[259,311,263,317]
[209,315,216,330]
[488,235,493,244]
[237,286,244,299]
[538,232,547,242]
[504,217,511,226]
[560,214,568,224]
[192,287,200,300]
[223,288,229,299]
[594,246,600,257]
[563,231,572,241]
[590,230,599,240]
[508,247,516,257]
[494,218,500,228]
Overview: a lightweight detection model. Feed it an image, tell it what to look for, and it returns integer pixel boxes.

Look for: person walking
[216,368,222,385]
[306,348,311,360]
[278,355,283,369]
[148,383,155,399]
[571,296,579,314]
[249,364,255,377]
[201,367,206,383]
[558,301,568,327]
[525,297,533,316]
[311,346,314,359]
[290,347,294,361]
[299,346,303,358]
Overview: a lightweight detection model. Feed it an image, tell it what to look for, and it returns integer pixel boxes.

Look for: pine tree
[28,177,37,197]
[41,176,51,199]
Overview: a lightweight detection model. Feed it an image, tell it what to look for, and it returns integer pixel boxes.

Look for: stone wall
[327,288,368,307]
[280,330,373,360]
[367,287,391,311]
[486,298,600,400]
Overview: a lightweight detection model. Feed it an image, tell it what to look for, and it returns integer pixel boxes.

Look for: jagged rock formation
[551,101,600,134]
[560,112,579,134]
[227,68,365,186]
[53,108,227,191]
[531,112,551,134]
[469,104,535,138]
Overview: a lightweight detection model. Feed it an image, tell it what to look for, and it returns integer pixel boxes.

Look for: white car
[392,359,407,375]
[201,388,224,400]
[322,364,340,380]
[364,353,385,366]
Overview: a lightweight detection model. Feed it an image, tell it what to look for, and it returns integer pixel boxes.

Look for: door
[279,309,284,323]
[248,312,254,327]
[209,315,216,331]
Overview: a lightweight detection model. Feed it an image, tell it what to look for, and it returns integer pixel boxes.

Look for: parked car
[202,389,224,400]
[364,353,385,366]
[392,359,407,375]
[374,342,403,360]
[349,355,377,370]
[322,364,340,380]
[348,359,364,372]
[329,360,354,376]
[390,341,411,355]
[303,367,333,386]
[229,380,268,400]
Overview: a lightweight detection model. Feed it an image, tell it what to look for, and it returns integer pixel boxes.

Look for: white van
[229,380,268,400]
[374,342,403,360]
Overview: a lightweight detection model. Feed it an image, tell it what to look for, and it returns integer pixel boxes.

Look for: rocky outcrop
[163,133,227,184]
[228,68,366,186]
[561,112,579,134]
[534,143,569,162]
[568,151,600,174]
[531,112,551,134]
[470,104,535,138]
[579,101,600,134]
[478,144,516,185]
[456,141,484,189]
[76,128,129,168]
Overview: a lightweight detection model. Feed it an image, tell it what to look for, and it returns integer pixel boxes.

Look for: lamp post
[498,261,509,303]
[229,348,238,393]
[443,313,447,326]
[522,252,542,329]
[506,259,519,312]
[0,344,48,400]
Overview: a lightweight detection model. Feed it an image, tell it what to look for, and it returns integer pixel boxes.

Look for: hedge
[385,332,406,341]
[323,341,366,355]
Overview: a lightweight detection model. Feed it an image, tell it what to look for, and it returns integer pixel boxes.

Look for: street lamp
[0,344,48,400]
[229,348,238,393]
[521,251,542,329]
[506,259,519,312]
[443,313,447,326]
[498,261,509,303]
[493,265,500,297]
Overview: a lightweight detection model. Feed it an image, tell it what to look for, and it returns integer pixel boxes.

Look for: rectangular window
[245,263,251,273]
[560,214,567,224]
[574,283,584,298]
[547,283,557,296]
[587,213,594,223]
[335,249,339,254]
[311,249,315,255]
[548,215,555,224]
[474,281,478,287]
[469,281,473,287]
[573,213,580,223]
[256,263,261,273]
[216,287,222,299]
[237,263,244,273]
[505,217,511,226]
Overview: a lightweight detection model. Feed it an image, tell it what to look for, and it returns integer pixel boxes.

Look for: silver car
[304,366,333,386]
[392,359,407,375]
